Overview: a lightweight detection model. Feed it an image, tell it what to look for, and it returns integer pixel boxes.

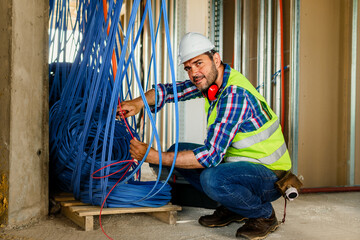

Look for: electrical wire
[49,0,179,222]
[256,65,289,91]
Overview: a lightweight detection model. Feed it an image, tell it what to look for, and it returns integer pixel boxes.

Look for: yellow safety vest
[205,68,291,171]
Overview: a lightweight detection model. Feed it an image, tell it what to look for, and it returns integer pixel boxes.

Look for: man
[119,32,292,240]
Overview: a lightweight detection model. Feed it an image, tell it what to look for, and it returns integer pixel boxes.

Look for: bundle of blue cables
[49,0,179,208]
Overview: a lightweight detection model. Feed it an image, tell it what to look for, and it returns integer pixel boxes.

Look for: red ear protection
[207,84,219,101]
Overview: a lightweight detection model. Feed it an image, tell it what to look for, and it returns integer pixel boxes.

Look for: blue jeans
[167,143,281,219]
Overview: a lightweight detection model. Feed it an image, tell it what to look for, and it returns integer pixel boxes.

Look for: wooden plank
[77,205,182,217]
[57,192,73,196]
[84,215,94,231]
[54,195,76,202]
[147,210,177,225]
[69,205,99,212]
[61,206,94,231]
[61,200,88,207]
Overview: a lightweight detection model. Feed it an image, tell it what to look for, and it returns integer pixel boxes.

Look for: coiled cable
[49,0,179,211]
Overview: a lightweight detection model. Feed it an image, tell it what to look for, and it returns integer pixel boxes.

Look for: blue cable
[256,65,289,91]
[49,0,179,208]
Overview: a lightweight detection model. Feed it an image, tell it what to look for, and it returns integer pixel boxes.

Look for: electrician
[119,32,292,240]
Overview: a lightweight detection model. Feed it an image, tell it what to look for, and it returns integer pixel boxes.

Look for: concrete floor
[1,191,359,240]
[1,165,360,240]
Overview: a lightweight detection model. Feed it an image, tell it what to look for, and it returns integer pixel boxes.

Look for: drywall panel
[297,0,352,187]
[222,0,235,65]
[355,0,360,185]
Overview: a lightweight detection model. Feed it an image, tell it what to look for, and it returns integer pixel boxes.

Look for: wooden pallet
[54,193,182,231]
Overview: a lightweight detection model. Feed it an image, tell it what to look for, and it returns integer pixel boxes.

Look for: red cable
[91,160,136,179]
[92,159,139,240]
[96,1,136,238]
[117,106,135,139]
[95,162,134,240]
[279,0,285,129]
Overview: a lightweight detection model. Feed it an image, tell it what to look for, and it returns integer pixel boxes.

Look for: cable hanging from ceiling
[49,0,179,211]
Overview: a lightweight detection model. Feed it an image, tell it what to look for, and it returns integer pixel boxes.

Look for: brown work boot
[236,209,279,239]
[198,205,247,228]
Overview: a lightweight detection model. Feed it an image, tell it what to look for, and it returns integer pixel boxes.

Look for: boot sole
[199,217,248,228]
[237,221,280,240]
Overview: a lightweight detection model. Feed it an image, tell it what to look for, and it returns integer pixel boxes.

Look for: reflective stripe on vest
[231,119,280,149]
[226,142,287,165]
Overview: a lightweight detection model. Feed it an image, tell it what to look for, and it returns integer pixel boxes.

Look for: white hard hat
[178,32,215,65]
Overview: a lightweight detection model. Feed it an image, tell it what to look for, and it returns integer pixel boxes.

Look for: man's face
[183,54,218,92]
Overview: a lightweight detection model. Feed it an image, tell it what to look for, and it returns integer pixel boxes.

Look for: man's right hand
[117,97,143,119]
[117,89,156,119]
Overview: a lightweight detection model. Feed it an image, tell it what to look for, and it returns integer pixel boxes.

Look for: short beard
[201,61,218,93]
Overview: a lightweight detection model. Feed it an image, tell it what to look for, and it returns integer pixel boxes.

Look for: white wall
[177,0,209,144]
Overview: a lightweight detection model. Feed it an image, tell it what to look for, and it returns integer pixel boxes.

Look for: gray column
[0,0,49,226]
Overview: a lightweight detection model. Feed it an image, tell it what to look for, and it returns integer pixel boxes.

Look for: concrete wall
[0,0,49,226]
[0,0,12,227]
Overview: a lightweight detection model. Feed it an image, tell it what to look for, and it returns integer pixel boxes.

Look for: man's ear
[213,52,221,67]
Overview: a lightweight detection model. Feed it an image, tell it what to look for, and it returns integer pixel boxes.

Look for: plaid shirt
[152,64,271,168]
